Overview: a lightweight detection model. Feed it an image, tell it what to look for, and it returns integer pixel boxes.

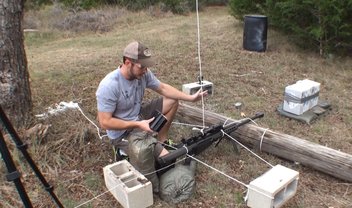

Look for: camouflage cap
[123,41,155,67]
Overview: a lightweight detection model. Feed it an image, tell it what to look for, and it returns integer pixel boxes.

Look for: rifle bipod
[0,105,63,208]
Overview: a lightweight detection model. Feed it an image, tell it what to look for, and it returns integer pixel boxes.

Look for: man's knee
[163,97,179,114]
[171,99,179,110]
[154,143,169,158]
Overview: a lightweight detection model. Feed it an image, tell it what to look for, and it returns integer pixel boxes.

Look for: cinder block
[246,164,299,208]
[103,160,153,208]
[182,80,213,95]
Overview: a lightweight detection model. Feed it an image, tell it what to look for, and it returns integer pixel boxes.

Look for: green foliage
[162,0,207,14]
[234,191,244,204]
[111,0,158,10]
[111,0,227,12]
[25,0,52,10]
[60,0,102,9]
[163,0,190,14]
[206,0,229,5]
[229,0,264,19]
[265,0,316,48]
[229,0,352,56]
[84,172,102,189]
[26,0,228,13]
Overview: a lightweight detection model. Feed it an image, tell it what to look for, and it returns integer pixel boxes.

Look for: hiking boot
[113,147,129,162]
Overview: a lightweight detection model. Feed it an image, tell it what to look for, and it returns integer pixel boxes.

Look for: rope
[222,130,274,168]
[172,121,207,128]
[223,118,230,126]
[183,145,189,154]
[245,117,271,153]
[259,128,269,152]
[190,155,248,188]
[247,117,258,126]
[216,116,275,168]
[37,101,108,140]
[76,105,108,140]
[195,0,206,131]
[159,141,247,187]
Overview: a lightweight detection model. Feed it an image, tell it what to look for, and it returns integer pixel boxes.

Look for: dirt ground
[1,5,351,208]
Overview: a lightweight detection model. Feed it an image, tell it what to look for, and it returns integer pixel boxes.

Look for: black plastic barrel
[243,15,268,52]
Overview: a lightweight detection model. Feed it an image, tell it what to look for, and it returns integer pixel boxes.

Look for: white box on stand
[283,79,320,115]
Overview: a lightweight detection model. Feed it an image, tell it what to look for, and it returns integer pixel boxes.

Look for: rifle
[157,112,264,167]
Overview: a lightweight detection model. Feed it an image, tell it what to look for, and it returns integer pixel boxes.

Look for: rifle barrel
[223,112,264,133]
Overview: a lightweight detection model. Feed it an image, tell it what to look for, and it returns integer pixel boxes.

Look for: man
[96,41,207,161]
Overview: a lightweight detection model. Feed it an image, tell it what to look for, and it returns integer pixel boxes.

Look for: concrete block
[182,80,213,95]
[246,164,299,208]
[103,160,153,208]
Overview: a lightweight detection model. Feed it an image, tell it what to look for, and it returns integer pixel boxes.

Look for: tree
[0,0,32,128]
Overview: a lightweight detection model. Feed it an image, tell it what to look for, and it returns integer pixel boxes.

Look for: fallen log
[176,103,352,182]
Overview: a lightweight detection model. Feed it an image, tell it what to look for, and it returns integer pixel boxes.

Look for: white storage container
[283,79,320,115]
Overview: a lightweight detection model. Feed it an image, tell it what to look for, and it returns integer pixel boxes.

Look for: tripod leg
[0,106,63,208]
[0,131,33,208]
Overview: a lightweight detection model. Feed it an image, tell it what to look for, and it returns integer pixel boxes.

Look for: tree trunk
[176,103,352,182]
[0,0,32,128]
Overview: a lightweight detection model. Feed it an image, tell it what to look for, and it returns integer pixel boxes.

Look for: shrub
[25,0,52,10]
[229,0,264,20]
[26,0,229,14]
[60,0,103,10]
[206,0,229,6]
[229,0,352,56]
[110,0,159,10]
[52,7,126,33]
[161,0,207,14]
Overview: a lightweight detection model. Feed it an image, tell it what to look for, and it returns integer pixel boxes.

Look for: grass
[0,4,351,208]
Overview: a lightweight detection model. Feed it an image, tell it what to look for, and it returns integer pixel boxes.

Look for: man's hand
[156,83,210,103]
[138,117,155,132]
[190,89,208,102]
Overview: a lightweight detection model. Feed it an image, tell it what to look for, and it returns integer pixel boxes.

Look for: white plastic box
[182,80,213,95]
[246,164,299,208]
[283,79,320,115]
[103,160,153,208]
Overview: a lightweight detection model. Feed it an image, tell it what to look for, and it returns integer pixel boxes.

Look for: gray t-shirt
[96,67,161,140]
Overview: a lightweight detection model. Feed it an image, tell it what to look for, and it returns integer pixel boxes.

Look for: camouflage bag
[128,130,159,193]
[159,160,197,203]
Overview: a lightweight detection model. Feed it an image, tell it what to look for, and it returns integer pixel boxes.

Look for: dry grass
[1,5,351,208]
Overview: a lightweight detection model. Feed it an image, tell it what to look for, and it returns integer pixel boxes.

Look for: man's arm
[98,111,154,132]
[154,82,208,102]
